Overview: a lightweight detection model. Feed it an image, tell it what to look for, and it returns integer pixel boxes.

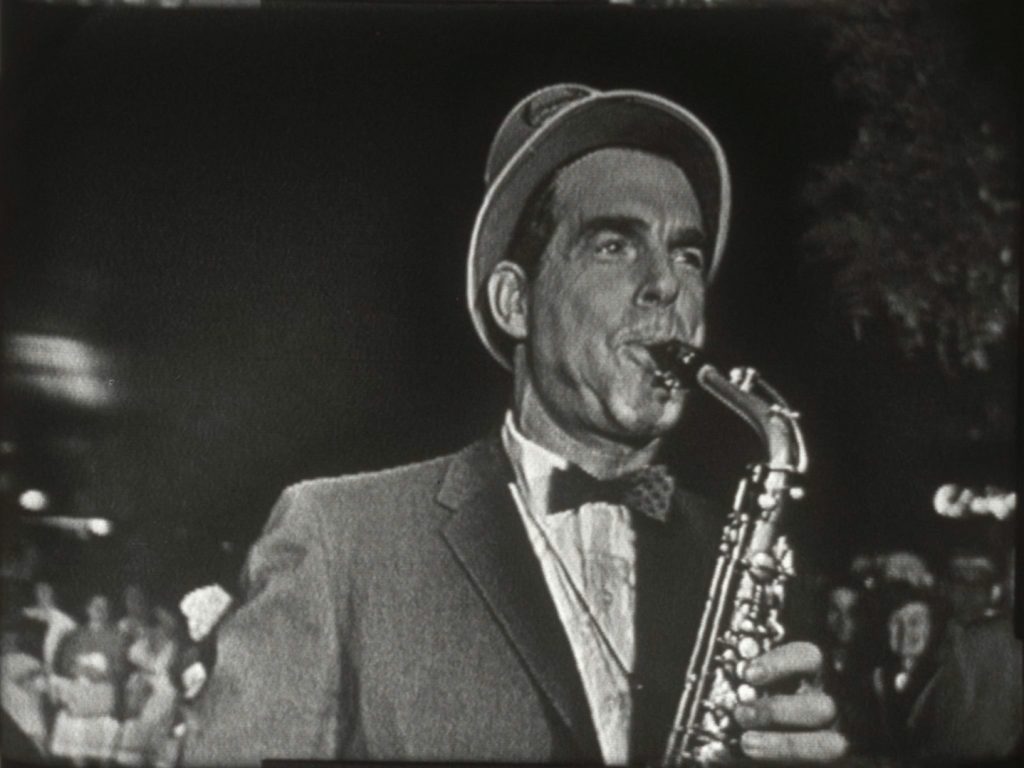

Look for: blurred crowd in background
[2,498,1018,766]
[811,520,1021,762]
[1,568,227,766]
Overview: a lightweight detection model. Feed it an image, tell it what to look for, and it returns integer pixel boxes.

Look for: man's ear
[487,261,529,341]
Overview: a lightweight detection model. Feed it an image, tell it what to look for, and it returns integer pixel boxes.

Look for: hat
[467,83,732,370]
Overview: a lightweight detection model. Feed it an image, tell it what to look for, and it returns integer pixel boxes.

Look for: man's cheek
[677,290,707,344]
[559,304,601,364]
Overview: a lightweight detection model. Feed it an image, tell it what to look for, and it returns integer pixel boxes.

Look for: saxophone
[648,342,809,766]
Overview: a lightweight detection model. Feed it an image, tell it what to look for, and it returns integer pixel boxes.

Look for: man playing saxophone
[186,84,848,765]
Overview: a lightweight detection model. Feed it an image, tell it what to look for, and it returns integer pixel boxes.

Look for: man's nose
[635,247,680,308]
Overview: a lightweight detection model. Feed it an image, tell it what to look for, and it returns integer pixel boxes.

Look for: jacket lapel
[630,485,723,762]
[438,436,602,761]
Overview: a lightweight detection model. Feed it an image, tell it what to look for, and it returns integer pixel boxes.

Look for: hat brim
[467,90,731,370]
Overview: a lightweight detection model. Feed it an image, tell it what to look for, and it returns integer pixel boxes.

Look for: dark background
[1,1,1017,606]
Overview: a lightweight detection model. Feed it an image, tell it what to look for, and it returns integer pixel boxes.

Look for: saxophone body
[649,343,809,766]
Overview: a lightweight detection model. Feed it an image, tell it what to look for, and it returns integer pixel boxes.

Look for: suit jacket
[910,617,1023,761]
[185,435,722,765]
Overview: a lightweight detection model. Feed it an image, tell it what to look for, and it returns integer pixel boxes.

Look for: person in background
[912,544,1021,761]
[870,585,945,759]
[943,547,1001,625]
[118,585,153,648]
[48,593,124,765]
[115,607,182,766]
[1,621,49,759]
[824,583,861,675]
[821,579,880,755]
[22,581,78,674]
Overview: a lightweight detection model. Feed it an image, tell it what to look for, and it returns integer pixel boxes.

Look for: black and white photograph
[1,1,1019,766]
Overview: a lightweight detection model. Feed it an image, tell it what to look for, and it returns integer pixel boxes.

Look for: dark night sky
[2,2,1017,599]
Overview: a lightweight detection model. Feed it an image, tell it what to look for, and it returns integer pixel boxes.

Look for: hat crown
[484,84,595,185]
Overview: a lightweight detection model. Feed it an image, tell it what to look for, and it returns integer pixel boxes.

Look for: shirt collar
[501,410,568,519]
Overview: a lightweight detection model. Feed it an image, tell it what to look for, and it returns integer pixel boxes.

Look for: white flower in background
[933,484,961,517]
[181,661,208,700]
[933,484,1016,521]
[990,492,1016,520]
[180,584,233,642]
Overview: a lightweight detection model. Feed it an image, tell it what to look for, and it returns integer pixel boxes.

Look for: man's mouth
[648,343,684,392]
[626,339,694,392]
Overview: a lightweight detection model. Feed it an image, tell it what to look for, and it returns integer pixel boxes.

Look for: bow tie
[547,464,676,523]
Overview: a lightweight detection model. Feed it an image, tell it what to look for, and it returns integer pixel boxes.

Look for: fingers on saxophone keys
[744,641,823,685]
[739,729,849,762]
[734,692,837,730]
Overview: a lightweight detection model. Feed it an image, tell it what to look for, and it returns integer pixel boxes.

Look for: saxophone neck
[695,364,808,476]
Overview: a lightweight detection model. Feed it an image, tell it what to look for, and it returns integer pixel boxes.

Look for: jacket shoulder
[295,450,453,510]
[270,445,486,548]
[297,451,453,498]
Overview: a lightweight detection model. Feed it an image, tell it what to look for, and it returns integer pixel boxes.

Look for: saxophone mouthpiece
[647,341,704,391]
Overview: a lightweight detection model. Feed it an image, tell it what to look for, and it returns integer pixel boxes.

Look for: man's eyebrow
[578,216,707,248]
[578,215,648,239]
[667,226,706,249]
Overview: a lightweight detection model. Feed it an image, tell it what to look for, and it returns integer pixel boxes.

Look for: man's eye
[672,246,706,271]
[593,236,633,258]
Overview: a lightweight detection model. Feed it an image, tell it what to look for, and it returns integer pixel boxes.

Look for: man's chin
[606,392,686,443]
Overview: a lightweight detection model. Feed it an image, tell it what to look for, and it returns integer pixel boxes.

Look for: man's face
[826,587,860,646]
[888,601,932,661]
[524,148,707,446]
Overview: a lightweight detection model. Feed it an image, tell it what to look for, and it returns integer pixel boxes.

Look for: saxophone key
[736,659,751,681]
[701,710,731,738]
[707,670,738,710]
[747,550,778,581]
[737,636,760,659]
[695,741,732,764]
[737,683,757,703]
[712,651,738,672]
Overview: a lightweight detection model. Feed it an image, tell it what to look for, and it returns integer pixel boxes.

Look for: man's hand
[733,641,848,762]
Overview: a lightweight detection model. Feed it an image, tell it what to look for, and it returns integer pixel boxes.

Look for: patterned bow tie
[547,464,676,523]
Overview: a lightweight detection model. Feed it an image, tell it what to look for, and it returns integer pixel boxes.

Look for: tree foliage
[801,0,1018,376]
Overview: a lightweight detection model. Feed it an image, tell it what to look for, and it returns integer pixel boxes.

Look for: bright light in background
[18,489,49,512]
[934,483,1016,520]
[21,516,115,539]
[87,518,114,537]
[4,333,116,409]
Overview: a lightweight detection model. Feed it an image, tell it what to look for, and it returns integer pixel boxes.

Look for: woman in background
[22,581,78,674]
[870,585,945,759]
[48,594,124,765]
[117,585,153,649]
[820,580,882,754]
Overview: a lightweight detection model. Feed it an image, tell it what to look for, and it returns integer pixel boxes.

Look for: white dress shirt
[501,412,638,764]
